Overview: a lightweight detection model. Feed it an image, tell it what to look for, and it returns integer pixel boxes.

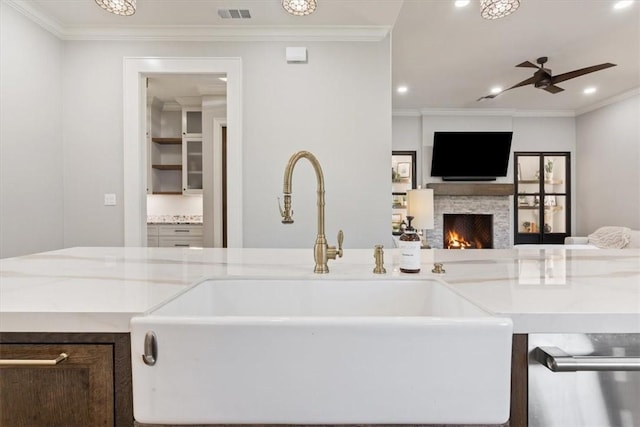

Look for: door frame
[123,57,243,247]
[211,117,227,248]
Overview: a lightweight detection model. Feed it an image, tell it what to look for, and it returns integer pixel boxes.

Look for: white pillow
[588,226,631,249]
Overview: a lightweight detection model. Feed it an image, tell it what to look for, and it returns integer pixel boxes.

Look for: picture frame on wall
[392,193,407,209]
[397,162,411,179]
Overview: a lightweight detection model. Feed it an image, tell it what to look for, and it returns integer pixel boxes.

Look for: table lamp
[406,188,434,248]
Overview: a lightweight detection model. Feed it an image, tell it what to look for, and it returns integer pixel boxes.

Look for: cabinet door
[0,343,114,426]
[514,152,570,245]
[541,154,569,239]
[183,138,203,194]
[182,108,202,137]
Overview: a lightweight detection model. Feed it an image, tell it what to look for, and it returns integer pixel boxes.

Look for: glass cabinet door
[183,138,203,194]
[542,155,567,235]
[516,154,541,235]
[182,109,202,137]
[515,152,570,244]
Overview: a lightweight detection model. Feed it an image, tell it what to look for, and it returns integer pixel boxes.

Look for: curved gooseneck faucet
[279,151,343,273]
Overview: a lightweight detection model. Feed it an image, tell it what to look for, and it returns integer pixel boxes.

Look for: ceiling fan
[477,56,616,101]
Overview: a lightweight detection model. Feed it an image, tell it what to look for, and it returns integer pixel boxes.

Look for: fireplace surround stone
[424,196,511,249]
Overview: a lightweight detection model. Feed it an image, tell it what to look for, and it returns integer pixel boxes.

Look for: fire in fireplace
[443,213,493,249]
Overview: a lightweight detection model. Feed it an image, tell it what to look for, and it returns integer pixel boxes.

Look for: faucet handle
[326,230,344,261]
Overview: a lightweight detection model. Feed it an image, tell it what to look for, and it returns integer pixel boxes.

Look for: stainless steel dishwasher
[529,334,640,427]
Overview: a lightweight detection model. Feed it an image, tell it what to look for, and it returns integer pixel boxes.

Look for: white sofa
[564,227,640,249]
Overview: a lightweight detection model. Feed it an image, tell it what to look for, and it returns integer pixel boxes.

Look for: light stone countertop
[1,246,638,334]
[146,215,203,224]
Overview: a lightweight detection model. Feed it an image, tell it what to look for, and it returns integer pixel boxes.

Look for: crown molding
[2,1,391,43]
[512,109,575,117]
[392,109,421,117]
[413,108,576,118]
[575,87,640,116]
[64,25,389,42]
[162,101,182,112]
[419,108,517,117]
[4,0,65,38]
[397,92,640,119]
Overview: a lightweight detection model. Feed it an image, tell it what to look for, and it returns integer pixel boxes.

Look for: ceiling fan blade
[506,76,538,90]
[551,63,616,84]
[477,93,498,101]
[516,60,539,69]
[477,76,537,101]
[543,84,564,94]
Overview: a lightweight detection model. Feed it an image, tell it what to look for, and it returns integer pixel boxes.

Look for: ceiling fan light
[282,0,317,16]
[95,0,136,16]
[481,0,520,19]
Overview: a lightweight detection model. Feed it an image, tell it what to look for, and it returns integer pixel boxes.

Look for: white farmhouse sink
[130,277,513,425]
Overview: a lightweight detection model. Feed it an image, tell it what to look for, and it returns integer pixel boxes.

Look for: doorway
[123,57,243,248]
[145,75,227,247]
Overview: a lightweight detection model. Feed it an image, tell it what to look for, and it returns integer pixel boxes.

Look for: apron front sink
[131,277,513,424]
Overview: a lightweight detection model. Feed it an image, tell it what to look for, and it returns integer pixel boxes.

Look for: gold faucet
[279,150,343,273]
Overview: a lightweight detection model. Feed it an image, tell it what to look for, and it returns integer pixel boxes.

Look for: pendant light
[480,0,520,19]
[282,0,317,16]
[95,0,136,16]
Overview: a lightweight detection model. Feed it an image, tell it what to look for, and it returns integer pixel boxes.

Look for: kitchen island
[1,246,639,426]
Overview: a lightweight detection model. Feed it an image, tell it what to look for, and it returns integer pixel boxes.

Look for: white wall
[2,31,391,253]
[575,93,640,234]
[0,4,64,258]
[391,115,422,181]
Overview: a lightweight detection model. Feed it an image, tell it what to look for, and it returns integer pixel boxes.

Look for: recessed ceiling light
[583,87,597,94]
[490,86,502,94]
[397,86,408,94]
[613,0,634,9]
[455,0,470,7]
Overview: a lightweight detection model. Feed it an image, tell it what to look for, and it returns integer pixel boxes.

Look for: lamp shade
[407,188,434,230]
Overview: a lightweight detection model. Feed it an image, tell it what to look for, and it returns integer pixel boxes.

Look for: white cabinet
[147,108,203,195]
[181,108,203,195]
[147,225,159,247]
[147,224,203,248]
[182,138,203,194]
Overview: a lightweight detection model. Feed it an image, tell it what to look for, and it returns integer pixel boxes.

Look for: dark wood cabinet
[514,152,571,245]
[0,333,133,427]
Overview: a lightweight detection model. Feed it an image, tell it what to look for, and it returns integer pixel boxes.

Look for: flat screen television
[430,131,513,181]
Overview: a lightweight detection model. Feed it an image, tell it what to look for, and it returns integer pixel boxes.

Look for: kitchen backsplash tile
[147,214,203,224]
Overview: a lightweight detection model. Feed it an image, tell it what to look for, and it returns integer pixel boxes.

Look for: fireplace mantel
[426,183,514,196]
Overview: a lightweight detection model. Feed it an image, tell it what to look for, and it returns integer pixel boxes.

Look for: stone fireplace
[422,184,513,249]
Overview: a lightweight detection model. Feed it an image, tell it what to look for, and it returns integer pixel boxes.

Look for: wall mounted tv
[430,131,513,181]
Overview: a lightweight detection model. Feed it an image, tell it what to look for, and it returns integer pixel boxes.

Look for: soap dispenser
[399,215,421,273]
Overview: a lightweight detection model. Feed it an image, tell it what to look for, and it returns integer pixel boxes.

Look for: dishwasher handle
[535,346,640,372]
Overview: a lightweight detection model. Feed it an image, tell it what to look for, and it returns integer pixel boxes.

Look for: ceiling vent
[218,9,251,19]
